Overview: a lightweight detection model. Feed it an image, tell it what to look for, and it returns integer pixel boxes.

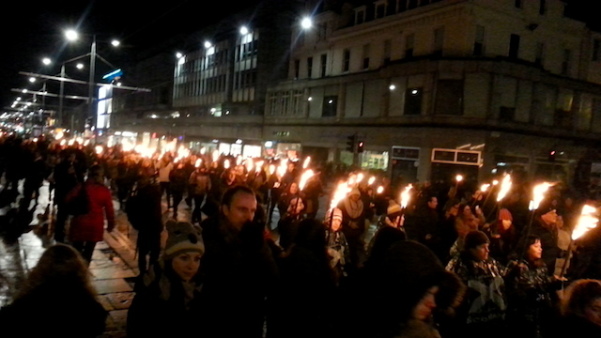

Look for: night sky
[0,0,594,112]
[0,0,262,111]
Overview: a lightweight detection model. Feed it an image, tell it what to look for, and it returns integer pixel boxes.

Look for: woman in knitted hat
[359,241,465,338]
[127,220,205,337]
[504,235,565,337]
[445,230,508,338]
[485,207,518,265]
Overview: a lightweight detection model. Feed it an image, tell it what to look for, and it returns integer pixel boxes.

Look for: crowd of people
[0,133,601,337]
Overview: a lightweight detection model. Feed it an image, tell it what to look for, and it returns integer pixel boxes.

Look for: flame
[224,159,230,169]
[330,181,351,209]
[303,156,311,169]
[572,204,599,241]
[496,174,512,202]
[212,149,220,162]
[356,172,365,184]
[400,184,413,208]
[94,145,103,155]
[480,183,490,192]
[455,174,463,182]
[195,158,202,168]
[268,164,276,175]
[255,160,264,172]
[299,169,315,191]
[376,186,384,194]
[528,182,553,211]
[368,176,375,185]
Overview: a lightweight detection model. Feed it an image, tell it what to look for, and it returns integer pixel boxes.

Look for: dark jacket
[127,262,205,337]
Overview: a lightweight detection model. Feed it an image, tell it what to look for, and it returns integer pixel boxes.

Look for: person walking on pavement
[199,185,279,338]
[156,153,174,210]
[168,161,188,220]
[188,164,212,224]
[52,150,86,243]
[65,164,115,265]
[0,243,107,338]
[126,170,164,275]
[127,220,205,337]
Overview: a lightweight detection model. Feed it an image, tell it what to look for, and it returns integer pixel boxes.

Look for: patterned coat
[66,181,115,242]
[446,252,507,325]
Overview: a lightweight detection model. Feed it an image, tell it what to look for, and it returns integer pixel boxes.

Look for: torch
[328,180,351,228]
[519,182,554,257]
[559,204,599,277]
[486,174,511,222]
[395,184,413,228]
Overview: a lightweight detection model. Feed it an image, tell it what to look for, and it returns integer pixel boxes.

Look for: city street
[0,181,141,338]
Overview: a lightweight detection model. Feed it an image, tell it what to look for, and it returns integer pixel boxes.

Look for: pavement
[0,181,291,338]
[0,180,366,338]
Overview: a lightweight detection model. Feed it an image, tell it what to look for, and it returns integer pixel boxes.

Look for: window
[307,57,313,78]
[355,8,365,25]
[433,27,444,57]
[383,39,391,64]
[535,42,545,66]
[562,49,571,75]
[509,34,520,59]
[343,49,351,72]
[362,44,370,69]
[499,106,516,121]
[405,87,422,115]
[320,54,327,77]
[434,80,463,115]
[474,25,485,56]
[405,33,415,58]
[515,0,523,9]
[318,23,327,41]
[294,59,300,79]
[375,2,386,19]
[322,96,338,117]
[539,0,546,14]
[593,39,601,62]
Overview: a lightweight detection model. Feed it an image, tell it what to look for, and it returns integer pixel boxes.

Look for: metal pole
[88,36,96,135]
[59,64,65,128]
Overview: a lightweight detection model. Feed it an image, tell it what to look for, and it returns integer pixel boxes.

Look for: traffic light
[357,140,364,153]
[346,134,357,152]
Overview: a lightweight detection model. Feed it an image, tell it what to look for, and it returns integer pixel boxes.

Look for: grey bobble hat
[164,220,205,260]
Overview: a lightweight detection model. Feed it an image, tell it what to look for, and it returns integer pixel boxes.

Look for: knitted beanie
[324,207,343,224]
[464,230,490,250]
[164,220,205,260]
[374,241,465,322]
[498,208,513,221]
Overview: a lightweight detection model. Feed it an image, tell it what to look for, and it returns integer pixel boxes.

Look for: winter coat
[446,252,507,326]
[0,286,107,337]
[127,262,205,338]
[66,180,115,242]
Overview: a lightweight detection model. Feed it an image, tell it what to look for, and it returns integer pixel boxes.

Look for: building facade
[265,0,601,190]
[112,0,601,192]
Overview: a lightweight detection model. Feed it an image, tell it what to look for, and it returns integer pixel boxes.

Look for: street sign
[102,69,123,81]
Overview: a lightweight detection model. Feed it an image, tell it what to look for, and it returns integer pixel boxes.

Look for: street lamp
[64,29,120,137]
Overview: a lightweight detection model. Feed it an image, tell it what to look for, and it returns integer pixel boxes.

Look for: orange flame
[572,204,599,241]
[496,174,512,202]
[400,184,413,208]
[528,182,553,211]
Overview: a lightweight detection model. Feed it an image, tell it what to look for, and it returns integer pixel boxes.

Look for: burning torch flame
[455,174,463,183]
[528,182,553,211]
[330,181,351,210]
[195,158,202,168]
[299,169,315,191]
[400,184,413,209]
[368,176,375,185]
[480,183,490,192]
[572,204,599,241]
[376,186,384,194]
[496,174,512,202]
[303,156,311,169]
